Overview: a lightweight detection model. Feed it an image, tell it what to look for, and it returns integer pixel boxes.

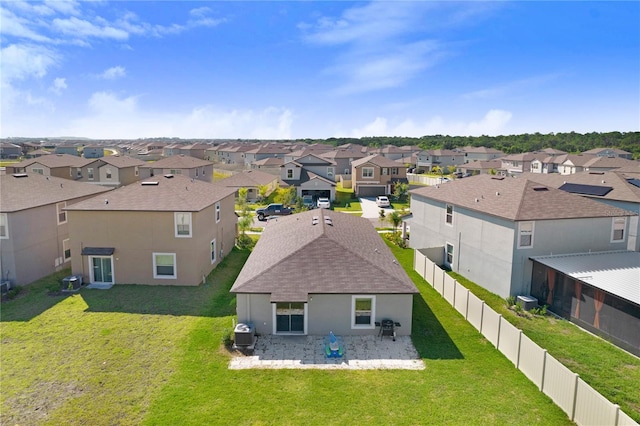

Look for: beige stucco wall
[235,293,413,336]
[68,193,236,286]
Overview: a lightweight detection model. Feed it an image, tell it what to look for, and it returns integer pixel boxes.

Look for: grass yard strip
[450,272,640,422]
[145,244,570,425]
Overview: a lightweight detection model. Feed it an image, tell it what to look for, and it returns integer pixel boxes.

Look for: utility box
[517,295,538,311]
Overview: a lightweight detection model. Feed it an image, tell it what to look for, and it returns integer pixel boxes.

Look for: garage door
[357,185,386,197]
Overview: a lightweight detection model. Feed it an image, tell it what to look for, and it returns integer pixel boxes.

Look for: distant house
[141,155,213,182]
[280,159,336,201]
[66,175,237,286]
[319,149,366,177]
[351,154,407,197]
[500,152,547,175]
[250,157,284,172]
[215,169,279,201]
[6,154,92,180]
[459,159,502,175]
[55,145,80,156]
[559,155,637,175]
[582,147,633,160]
[416,149,466,172]
[230,209,418,336]
[79,155,149,187]
[0,173,112,286]
[82,145,105,159]
[25,149,52,159]
[459,146,505,163]
[408,174,636,298]
[0,143,23,159]
[244,145,290,167]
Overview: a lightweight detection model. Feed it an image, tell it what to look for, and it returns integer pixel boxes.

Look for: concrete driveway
[359,197,394,219]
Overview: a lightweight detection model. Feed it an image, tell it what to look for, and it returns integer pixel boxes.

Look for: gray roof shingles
[230,209,418,301]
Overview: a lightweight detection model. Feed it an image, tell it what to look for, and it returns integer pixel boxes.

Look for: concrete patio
[228,334,425,370]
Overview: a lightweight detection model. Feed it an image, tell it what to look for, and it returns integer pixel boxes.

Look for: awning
[81,247,115,256]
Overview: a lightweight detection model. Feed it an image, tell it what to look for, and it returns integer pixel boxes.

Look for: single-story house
[141,155,214,182]
[230,209,418,336]
[214,169,279,201]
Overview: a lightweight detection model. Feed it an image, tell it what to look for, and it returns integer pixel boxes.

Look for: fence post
[465,289,470,320]
[540,350,548,391]
[515,330,522,369]
[614,405,620,426]
[480,302,485,333]
[496,315,502,349]
[570,373,579,421]
[453,280,456,307]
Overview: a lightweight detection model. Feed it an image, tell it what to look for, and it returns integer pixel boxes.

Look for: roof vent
[164,174,174,178]
[496,191,500,196]
[491,176,504,180]
[475,198,479,202]
[589,172,605,175]
[12,173,28,178]
[324,216,333,226]
[141,181,159,186]
[532,186,548,191]
[312,216,319,226]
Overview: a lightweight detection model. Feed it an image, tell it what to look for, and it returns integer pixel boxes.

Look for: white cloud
[347,109,513,137]
[0,7,53,42]
[52,16,129,40]
[1,44,59,83]
[99,66,126,80]
[462,74,563,100]
[49,77,67,95]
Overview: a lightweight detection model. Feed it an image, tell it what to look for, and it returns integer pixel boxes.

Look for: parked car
[317,197,331,209]
[302,195,315,209]
[376,195,390,208]
[255,203,293,221]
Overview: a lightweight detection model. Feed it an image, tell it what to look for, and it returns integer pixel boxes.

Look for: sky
[1,1,639,140]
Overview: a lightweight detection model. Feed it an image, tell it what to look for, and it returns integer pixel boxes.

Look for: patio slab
[229,335,425,370]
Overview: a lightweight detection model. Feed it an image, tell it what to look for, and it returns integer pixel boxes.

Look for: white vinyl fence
[413,249,638,426]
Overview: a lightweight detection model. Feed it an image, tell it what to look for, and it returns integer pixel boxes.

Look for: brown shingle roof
[410,174,635,221]
[215,170,278,188]
[230,209,418,301]
[142,155,212,169]
[91,155,146,168]
[351,154,405,168]
[9,153,92,169]
[65,174,235,212]
[1,174,112,213]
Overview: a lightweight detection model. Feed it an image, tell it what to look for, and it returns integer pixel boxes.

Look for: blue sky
[2,1,638,139]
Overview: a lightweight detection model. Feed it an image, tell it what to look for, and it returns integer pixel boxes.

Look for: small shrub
[236,234,255,250]
[506,296,516,307]
[221,328,233,346]
[3,287,22,301]
[513,302,524,314]
[384,232,407,248]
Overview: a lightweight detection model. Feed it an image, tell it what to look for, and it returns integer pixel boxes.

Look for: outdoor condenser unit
[234,323,255,346]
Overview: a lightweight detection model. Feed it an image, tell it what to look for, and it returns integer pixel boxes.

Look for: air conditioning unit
[0,280,11,293]
[234,323,255,347]
[517,295,538,311]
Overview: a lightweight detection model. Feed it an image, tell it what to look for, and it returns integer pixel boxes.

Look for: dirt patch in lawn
[2,380,86,425]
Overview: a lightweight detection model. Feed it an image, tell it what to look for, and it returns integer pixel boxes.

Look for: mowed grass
[451,272,640,422]
[1,246,572,425]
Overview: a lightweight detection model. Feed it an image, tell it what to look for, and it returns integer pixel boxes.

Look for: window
[57,202,67,225]
[518,221,534,248]
[88,168,94,180]
[327,167,334,177]
[445,204,453,225]
[195,168,199,177]
[76,168,82,178]
[362,167,374,178]
[382,168,389,175]
[446,243,454,265]
[215,202,220,223]
[286,168,294,179]
[134,166,139,177]
[392,167,398,175]
[63,239,71,261]
[351,295,376,329]
[611,217,626,242]
[153,253,176,279]
[106,168,112,179]
[174,212,192,237]
[211,239,216,264]
[0,213,7,239]
[32,168,44,175]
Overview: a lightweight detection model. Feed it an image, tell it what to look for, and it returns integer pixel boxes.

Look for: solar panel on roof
[559,183,613,197]
[627,178,640,189]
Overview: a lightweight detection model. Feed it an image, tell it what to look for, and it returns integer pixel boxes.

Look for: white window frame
[611,217,627,242]
[0,213,8,239]
[134,166,139,177]
[215,202,220,223]
[327,167,334,177]
[153,252,177,279]
[272,302,308,335]
[57,202,67,225]
[88,255,115,284]
[210,239,216,264]
[88,168,94,180]
[445,204,453,226]
[517,221,535,249]
[362,167,374,178]
[351,295,376,329]
[174,212,192,238]
[32,167,44,175]
[382,168,389,175]
[445,243,454,266]
[63,238,71,262]
[286,168,294,179]
[105,168,112,179]
[392,167,398,175]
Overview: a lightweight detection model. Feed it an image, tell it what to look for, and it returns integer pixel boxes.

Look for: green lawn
[1,246,572,425]
[450,272,640,422]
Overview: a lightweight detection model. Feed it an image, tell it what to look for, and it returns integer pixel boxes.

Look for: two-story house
[6,154,93,180]
[281,155,337,201]
[244,145,290,168]
[416,149,466,173]
[351,155,408,197]
[581,147,633,159]
[79,155,149,187]
[408,174,636,299]
[0,173,112,286]
[0,143,23,159]
[66,174,237,286]
[82,145,105,159]
[500,152,547,175]
[459,146,505,163]
[141,155,213,182]
[54,144,80,156]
